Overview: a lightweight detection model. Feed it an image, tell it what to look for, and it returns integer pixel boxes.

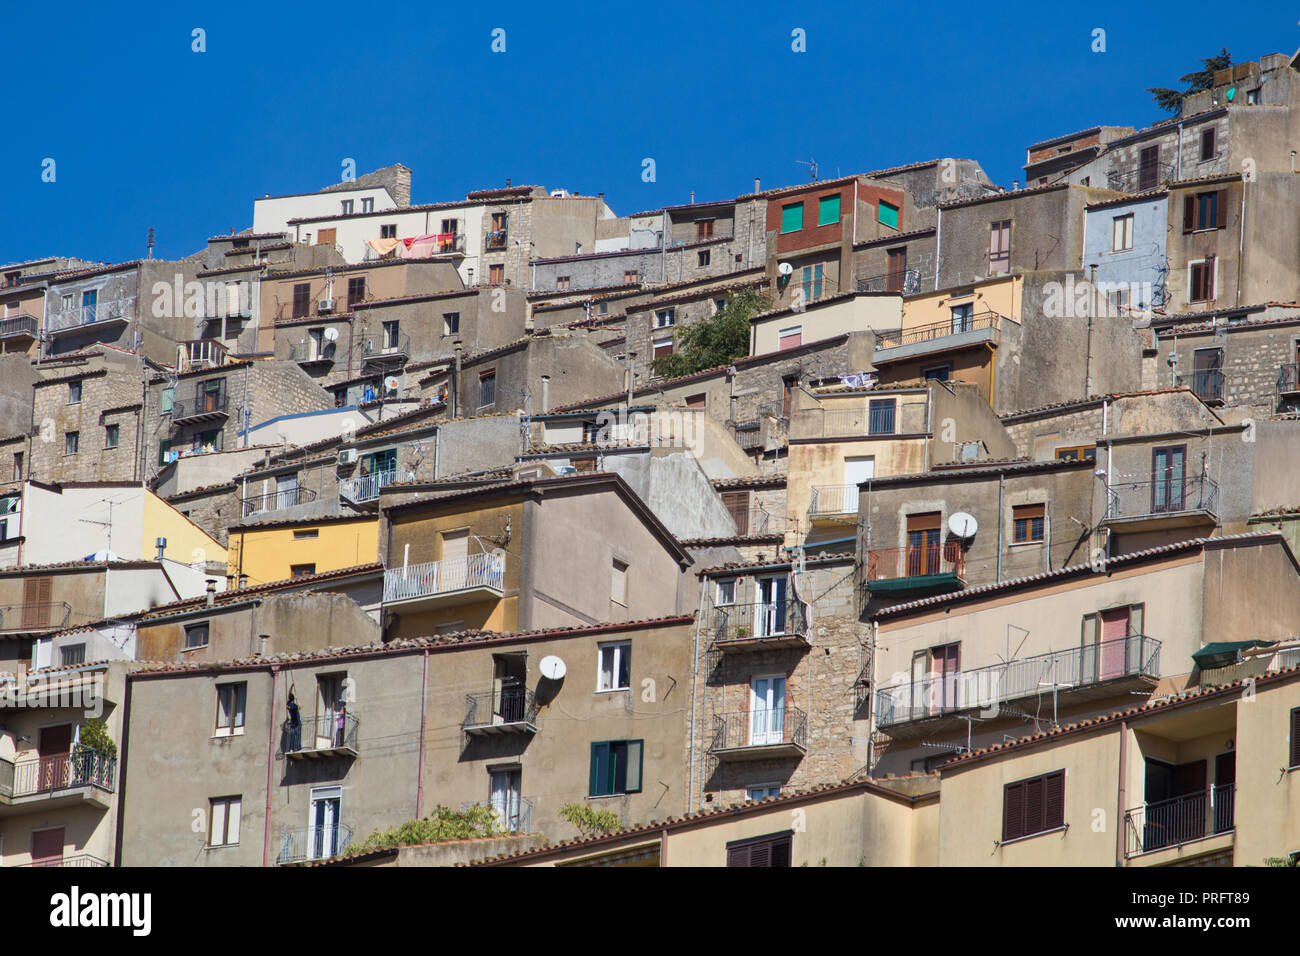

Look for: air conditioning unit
[318,298,334,313]
[338,448,358,465]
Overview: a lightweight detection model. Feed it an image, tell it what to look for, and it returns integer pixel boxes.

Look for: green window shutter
[818,194,841,226]
[878,201,899,229]
[161,387,174,413]
[781,202,804,234]
[625,740,643,793]
[589,742,608,796]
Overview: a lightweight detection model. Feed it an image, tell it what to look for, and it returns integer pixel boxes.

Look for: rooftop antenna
[146,227,154,261]
[796,158,819,182]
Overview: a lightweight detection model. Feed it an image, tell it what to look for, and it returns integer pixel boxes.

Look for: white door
[275,472,297,509]
[441,529,470,589]
[755,577,788,637]
[489,769,521,832]
[308,787,341,860]
[750,676,786,745]
[842,457,875,513]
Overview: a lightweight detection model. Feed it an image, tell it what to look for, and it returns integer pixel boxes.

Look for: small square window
[68,381,82,404]
[380,224,397,239]
[589,739,643,796]
[361,197,374,214]
[64,432,79,456]
[60,644,85,667]
[877,201,899,229]
[556,276,571,291]
[104,424,119,449]
[597,641,631,692]
[290,563,316,578]
[1012,503,1045,543]
[698,249,711,267]
[655,308,675,328]
[185,623,210,650]
[624,270,639,284]
[340,199,354,215]
[443,312,460,335]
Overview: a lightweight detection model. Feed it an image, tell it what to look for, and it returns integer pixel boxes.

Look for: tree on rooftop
[1148,48,1232,114]
[650,287,771,380]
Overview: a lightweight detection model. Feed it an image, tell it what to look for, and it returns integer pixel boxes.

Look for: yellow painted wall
[142,489,227,567]
[227,517,378,586]
[902,274,1023,331]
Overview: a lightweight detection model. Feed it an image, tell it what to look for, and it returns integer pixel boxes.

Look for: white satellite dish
[323,327,339,341]
[948,512,978,539]
[383,376,401,391]
[777,262,794,276]
[539,655,566,680]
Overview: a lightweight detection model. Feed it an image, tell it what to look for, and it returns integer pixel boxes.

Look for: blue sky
[3,1,1295,265]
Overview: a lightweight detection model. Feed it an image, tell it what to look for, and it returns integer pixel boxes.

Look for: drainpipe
[540,375,550,414]
[1236,180,1247,306]
[415,648,430,818]
[432,426,440,480]
[996,470,1005,582]
[451,340,462,418]
[262,664,280,868]
[1115,719,1128,866]
[687,576,707,814]
[1085,264,1097,398]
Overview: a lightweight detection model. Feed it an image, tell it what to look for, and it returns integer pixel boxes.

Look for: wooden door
[1172,760,1207,843]
[1213,751,1235,834]
[38,724,72,791]
[30,827,64,866]
[1099,608,1130,679]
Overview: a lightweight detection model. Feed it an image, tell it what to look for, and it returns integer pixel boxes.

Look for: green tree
[1148,48,1232,114]
[77,719,116,759]
[651,288,770,379]
[557,802,622,838]
[354,804,507,851]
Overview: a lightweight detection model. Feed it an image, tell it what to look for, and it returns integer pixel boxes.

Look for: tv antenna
[796,157,819,182]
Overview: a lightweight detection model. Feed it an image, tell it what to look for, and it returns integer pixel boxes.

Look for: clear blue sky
[3,1,1295,265]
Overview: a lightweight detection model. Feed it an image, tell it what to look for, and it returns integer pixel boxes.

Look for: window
[12,451,22,481]
[340,199,354,215]
[347,276,366,309]
[624,270,639,283]
[192,429,223,454]
[488,264,505,284]
[989,220,1011,274]
[81,290,97,324]
[361,197,374,214]
[782,375,797,418]
[382,320,400,350]
[556,276,571,291]
[158,439,174,466]
[1002,770,1065,842]
[60,644,85,667]
[780,202,804,234]
[290,563,316,578]
[589,739,643,796]
[715,578,737,606]
[597,641,631,691]
[713,297,728,314]
[1138,145,1161,191]
[818,194,841,226]
[950,302,974,333]
[778,326,802,350]
[685,392,706,409]
[598,301,609,314]
[1189,260,1215,303]
[443,312,460,335]
[886,248,908,291]
[68,381,81,404]
[1199,128,1216,161]
[1055,445,1096,462]
[1290,707,1300,769]
[801,263,823,302]
[292,529,318,540]
[695,219,715,239]
[0,494,17,542]
[160,387,174,414]
[922,365,950,382]
[611,558,628,605]
[655,308,675,328]
[747,784,782,802]
[104,424,119,449]
[64,432,78,456]
[478,370,496,409]
[380,224,397,239]
[316,228,337,248]
[3,271,17,287]
[905,513,943,577]
[208,796,241,847]
[726,831,792,867]
[697,249,711,267]
[877,200,899,230]
[1112,214,1134,252]
[292,283,310,318]
[1013,503,1045,543]
[441,218,459,236]
[1184,190,1227,232]
[184,623,209,650]
[1247,88,1260,105]
[653,337,673,360]
[868,399,896,435]
[215,683,246,736]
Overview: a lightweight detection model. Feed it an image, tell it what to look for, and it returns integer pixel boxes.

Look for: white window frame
[1112,214,1133,252]
[214,682,247,737]
[340,199,354,215]
[655,308,675,328]
[596,640,631,692]
[208,796,241,847]
[1187,258,1218,304]
[715,578,737,607]
[746,783,782,801]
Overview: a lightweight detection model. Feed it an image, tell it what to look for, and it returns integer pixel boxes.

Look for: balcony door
[1151,445,1186,513]
[440,529,470,589]
[755,576,787,638]
[750,676,786,745]
[1192,348,1223,401]
[308,786,342,860]
[274,472,298,510]
[1099,608,1130,679]
[492,653,526,724]
[37,723,73,791]
[30,827,64,867]
[315,675,344,751]
[489,768,522,832]
[1212,751,1235,835]
[905,513,942,577]
[950,303,974,335]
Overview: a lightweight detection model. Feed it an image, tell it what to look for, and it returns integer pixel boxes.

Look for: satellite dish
[323,327,339,341]
[948,512,978,539]
[777,262,794,276]
[540,655,566,680]
[383,376,401,391]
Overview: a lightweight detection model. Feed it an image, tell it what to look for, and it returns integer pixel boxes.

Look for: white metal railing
[339,467,396,503]
[45,296,137,333]
[383,552,505,603]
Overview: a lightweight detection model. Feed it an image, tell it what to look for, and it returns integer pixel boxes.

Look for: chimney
[540,375,550,413]
[754,177,761,194]
[506,178,511,188]
[1013,179,1020,191]
[205,579,217,607]
[256,633,270,657]
[238,574,249,589]
[690,191,695,204]
[598,192,604,202]
[154,536,167,560]
[451,341,463,418]
[389,164,412,207]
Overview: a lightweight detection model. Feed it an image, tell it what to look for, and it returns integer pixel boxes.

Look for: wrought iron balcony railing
[276,824,353,864]
[874,311,1000,350]
[1105,474,1219,521]
[711,600,807,644]
[363,331,410,364]
[463,687,538,734]
[0,748,117,799]
[383,552,505,603]
[1106,160,1175,193]
[810,484,859,516]
[865,542,965,584]
[280,714,359,757]
[0,315,38,339]
[241,486,317,518]
[875,634,1161,728]
[45,296,136,334]
[710,706,808,754]
[340,467,396,503]
[171,393,229,424]
[1178,368,1224,403]
[1125,784,1235,857]
[461,797,534,834]
[1278,363,1300,395]
[289,341,336,364]
[856,269,921,295]
[0,601,73,632]
[16,854,110,867]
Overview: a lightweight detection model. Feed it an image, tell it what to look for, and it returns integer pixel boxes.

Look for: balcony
[799,405,898,440]
[865,542,965,596]
[176,339,229,374]
[1179,368,1224,404]
[1278,363,1300,398]
[875,635,1161,737]
[241,486,317,519]
[382,552,505,611]
[45,296,136,336]
[0,749,117,814]
[0,601,73,633]
[171,393,229,426]
[361,332,410,371]
[275,824,353,865]
[1106,160,1175,193]
[486,229,508,251]
[709,706,807,761]
[810,484,858,518]
[1124,785,1235,858]
[340,467,395,504]
[724,504,784,536]
[280,714,359,760]
[856,269,921,295]
[16,854,110,867]
[463,687,539,736]
[711,601,809,651]
[1102,474,1219,532]
[461,798,534,834]
[288,341,336,367]
[873,311,1001,360]
[0,315,38,342]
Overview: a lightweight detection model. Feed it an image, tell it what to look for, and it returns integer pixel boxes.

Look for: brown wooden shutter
[22,576,51,628]
[906,512,942,533]
[1025,775,1045,835]
[1290,708,1300,769]
[1044,771,1065,830]
[769,834,792,866]
[1216,189,1229,229]
[726,844,749,867]
[721,491,750,535]
[1182,196,1195,233]
[1003,781,1025,842]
